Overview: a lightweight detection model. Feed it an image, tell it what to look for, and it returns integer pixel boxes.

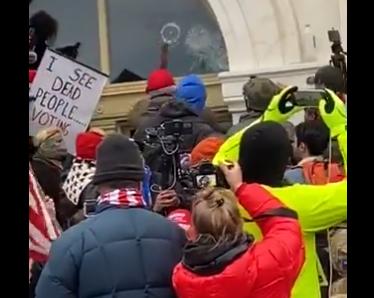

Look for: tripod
[330,42,347,92]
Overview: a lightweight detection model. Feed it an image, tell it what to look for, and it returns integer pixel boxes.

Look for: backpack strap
[243,207,298,223]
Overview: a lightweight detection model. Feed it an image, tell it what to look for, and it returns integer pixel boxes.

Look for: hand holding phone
[219,161,243,192]
[294,89,324,107]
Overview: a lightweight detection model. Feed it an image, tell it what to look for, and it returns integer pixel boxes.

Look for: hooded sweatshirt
[239,121,291,187]
[137,101,215,152]
[176,74,206,114]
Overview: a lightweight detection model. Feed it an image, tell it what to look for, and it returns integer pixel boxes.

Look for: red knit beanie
[75,131,104,160]
[190,137,225,166]
[146,69,175,93]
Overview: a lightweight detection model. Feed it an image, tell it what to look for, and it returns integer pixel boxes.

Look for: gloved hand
[263,86,303,123]
[319,89,346,138]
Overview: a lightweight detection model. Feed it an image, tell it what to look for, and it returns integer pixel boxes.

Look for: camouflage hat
[243,77,281,112]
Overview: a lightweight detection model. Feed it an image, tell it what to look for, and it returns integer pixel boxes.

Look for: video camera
[328,28,347,90]
[144,120,193,189]
[144,120,229,191]
[145,120,193,144]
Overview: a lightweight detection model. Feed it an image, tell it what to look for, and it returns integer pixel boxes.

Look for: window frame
[97,0,225,86]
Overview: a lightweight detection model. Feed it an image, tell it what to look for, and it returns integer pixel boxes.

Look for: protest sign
[29,49,108,154]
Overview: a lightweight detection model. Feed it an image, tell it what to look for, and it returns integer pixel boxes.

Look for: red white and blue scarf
[97,188,146,209]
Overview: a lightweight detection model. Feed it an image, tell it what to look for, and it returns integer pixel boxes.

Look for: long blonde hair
[192,188,243,243]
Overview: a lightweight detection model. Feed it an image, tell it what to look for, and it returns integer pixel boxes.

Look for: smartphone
[195,174,217,188]
[294,89,324,107]
[193,162,218,188]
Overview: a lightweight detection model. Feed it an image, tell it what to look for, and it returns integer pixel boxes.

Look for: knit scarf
[97,188,146,210]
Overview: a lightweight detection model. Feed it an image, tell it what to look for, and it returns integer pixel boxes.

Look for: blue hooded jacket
[176,74,206,114]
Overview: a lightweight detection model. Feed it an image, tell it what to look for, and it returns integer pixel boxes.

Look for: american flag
[29,164,61,281]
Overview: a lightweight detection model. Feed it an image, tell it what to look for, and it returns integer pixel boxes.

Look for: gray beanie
[93,134,145,185]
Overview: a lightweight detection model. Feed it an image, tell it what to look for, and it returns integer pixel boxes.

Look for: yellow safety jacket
[213,112,347,298]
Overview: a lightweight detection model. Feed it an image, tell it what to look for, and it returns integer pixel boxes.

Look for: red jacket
[173,183,304,298]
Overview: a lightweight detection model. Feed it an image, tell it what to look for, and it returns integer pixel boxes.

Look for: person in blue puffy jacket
[36,134,186,298]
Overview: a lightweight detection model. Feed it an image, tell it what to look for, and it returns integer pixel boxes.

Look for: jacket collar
[182,234,253,275]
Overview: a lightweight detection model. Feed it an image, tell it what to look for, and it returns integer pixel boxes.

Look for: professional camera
[162,120,193,136]
[144,120,193,189]
[328,28,347,90]
[145,120,193,145]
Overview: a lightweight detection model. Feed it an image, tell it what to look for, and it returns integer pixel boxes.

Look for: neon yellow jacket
[241,179,346,298]
[213,97,347,298]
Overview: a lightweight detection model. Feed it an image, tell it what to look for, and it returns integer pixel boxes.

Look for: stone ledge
[219,62,323,81]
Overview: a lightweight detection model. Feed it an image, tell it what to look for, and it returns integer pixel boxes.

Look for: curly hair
[29,10,58,42]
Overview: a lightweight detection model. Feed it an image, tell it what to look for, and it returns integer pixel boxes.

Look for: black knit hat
[93,134,145,185]
[239,121,291,187]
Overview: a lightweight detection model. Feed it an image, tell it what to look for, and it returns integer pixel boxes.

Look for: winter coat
[225,111,262,137]
[129,95,225,139]
[133,101,216,152]
[129,95,172,132]
[61,154,74,183]
[31,158,76,229]
[239,129,347,298]
[173,184,304,298]
[29,262,44,298]
[214,107,347,298]
[35,205,186,298]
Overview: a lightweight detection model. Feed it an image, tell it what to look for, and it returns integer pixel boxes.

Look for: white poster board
[29,49,108,154]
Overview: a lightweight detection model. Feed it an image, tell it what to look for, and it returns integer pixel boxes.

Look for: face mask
[38,135,68,161]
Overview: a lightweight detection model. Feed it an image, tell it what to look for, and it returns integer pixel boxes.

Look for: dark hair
[314,65,345,94]
[29,10,58,41]
[296,120,329,156]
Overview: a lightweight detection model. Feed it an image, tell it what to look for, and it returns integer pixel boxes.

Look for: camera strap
[242,207,298,223]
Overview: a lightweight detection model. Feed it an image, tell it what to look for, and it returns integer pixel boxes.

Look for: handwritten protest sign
[29,49,108,154]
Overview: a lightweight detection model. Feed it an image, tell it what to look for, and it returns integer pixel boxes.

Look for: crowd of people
[29,5,347,298]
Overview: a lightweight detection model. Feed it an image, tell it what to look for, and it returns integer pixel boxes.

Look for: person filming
[172,162,304,298]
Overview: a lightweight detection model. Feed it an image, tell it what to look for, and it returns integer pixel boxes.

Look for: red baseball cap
[167,209,192,231]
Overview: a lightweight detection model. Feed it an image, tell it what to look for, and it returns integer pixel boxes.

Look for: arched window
[30,0,101,70]
[106,0,228,82]
[30,0,228,84]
